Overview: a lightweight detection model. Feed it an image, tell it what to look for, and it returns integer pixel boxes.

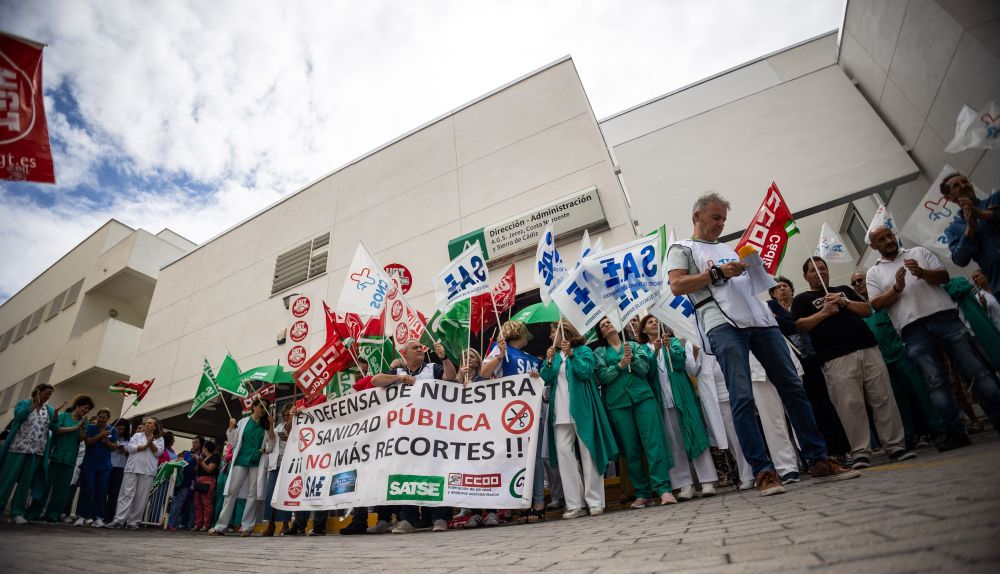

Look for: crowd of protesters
[1,177,998,536]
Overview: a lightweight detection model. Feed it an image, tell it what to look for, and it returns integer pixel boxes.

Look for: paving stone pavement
[2,433,998,573]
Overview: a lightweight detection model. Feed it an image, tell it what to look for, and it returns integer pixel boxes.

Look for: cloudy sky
[0,0,843,302]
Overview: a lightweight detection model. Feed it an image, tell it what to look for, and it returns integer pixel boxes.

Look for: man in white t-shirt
[866,225,1000,450]
[667,192,859,497]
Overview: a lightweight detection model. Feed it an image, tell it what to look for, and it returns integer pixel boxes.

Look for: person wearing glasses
[943,173,1000,293]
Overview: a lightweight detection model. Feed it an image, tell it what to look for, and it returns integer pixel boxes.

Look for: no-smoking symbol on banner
[502,400,533,435]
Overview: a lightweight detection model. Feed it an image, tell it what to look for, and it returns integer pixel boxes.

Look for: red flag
[734,182,800,275]
[323,301,383,345]
[109,378,154,406]
[293,333,351,402]
[0,32,55,184]
[241,384,276,413]
[471,264,517,335]
[384,279,427,344]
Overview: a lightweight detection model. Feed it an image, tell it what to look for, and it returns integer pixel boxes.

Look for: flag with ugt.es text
[581,234,663,330]
[435,242,490,312]
[735,182,799,275]
[384,278,427,346]
[337,243,395,317]
[0,32,55,184]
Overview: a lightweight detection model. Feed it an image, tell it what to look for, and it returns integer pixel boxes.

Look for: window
[0,328,13,352]
[12,316,30,343]
[0,384,14,413]
[271,232,330,295]
[45,290,67,320]
[35,364,53,386]
[878,187,895,205]
[844,207,869,256]
[63,279,84,309]
[26,307,44,333]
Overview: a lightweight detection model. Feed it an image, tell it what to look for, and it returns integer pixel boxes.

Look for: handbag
[193,481,210,493]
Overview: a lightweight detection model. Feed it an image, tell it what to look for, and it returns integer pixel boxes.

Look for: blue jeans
[902,314,1000,434]
[708,324,828,475]
[77,468,111,520]
[167,486,193,528]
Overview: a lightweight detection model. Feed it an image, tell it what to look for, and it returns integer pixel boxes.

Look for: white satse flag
[815,223,854,263]
[945,101,1000,153]
[336,243,395,316]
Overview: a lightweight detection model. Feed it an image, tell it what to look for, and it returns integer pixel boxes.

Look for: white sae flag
[581,234,663,330]
[535,223,568,304]
[435,242,490,312]
[815,223,854,263]
[550,263,609,335]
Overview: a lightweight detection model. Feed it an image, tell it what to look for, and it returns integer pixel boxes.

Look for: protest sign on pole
[900,165,988,258]
[435,242,491,312]
[550,263,609,335]
[337,243,395,317]
[0,32,55,183]
[271,375,542,510]
[735,182,799,275]
[292,333,352,402]
[815,223,854,263]
[580,234,663,329]
[535,223,568,304]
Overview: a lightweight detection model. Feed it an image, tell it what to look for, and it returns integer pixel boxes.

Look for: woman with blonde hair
[541,320,618,519]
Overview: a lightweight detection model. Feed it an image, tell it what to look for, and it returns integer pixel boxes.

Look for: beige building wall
[132,57,637,421]
[0,221,194,427]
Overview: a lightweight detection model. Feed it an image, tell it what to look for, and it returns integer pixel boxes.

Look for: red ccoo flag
[293,333,351,402]
[734,182,800,275]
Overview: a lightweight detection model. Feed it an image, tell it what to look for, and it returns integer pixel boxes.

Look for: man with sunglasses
[943,173,1000,293]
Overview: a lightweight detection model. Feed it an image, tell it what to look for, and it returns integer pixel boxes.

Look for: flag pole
[621,327,632,373]
[793,231,830,295]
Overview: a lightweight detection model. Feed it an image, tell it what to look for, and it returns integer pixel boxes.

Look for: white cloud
[0,0,842,300]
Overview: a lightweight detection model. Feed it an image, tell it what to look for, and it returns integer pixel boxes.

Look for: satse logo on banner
[386,474,445,502]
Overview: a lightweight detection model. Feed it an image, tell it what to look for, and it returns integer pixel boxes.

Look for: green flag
[357,336,396,374]
[646,224,668,262]
[188,359,221,418]
[215,353,247,397]
[423,298,470,365]
[151,459,187,489]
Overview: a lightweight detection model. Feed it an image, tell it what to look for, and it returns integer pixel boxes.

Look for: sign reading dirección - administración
[448,187,606,261]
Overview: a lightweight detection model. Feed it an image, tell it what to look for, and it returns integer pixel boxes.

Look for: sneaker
[484,512,499,527]
[851,456,871,470]
[562,508,587,519]
[62,515,74,523]
[738,479,754,491]
[700,483,717,497]
[937,432,972,452]
[809,459,861,482]
[84,518,94,526]
[463,514,484,528]
[755,469,786,496]
[74,517,86,527]
[367,520,392,534]
[659,492,678,505]
[127,524,140,530]
[432,519,448,532]
[391,520,417,534]
[92,519,105,528]
[545,499,565,511]
[339,519,368,535]
[12,515,27,525]
[780,472,800,484]
[589,507,604,516]
[676,485,695,501]
[889,450,917,462]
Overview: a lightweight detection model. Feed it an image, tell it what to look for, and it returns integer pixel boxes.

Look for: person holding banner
[594,317,675,508]
[639,316,716,500]
[108,417,164,529]
[209,398,276,536]
[867,225,1000,449]
[667,192,859,496]
[542,320,618,519]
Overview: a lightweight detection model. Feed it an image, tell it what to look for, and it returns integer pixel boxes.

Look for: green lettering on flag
[357,336,396,375]
[188,359,221,418]
[215,353,248,397]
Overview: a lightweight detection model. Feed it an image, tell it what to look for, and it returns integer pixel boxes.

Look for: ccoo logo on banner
[271,376,543,510]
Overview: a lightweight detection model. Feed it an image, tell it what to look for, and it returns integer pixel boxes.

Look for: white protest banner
[337,243,395,316]
[550,263,608,335]
[272,376,542,510]
[944,102,1000,153]
[815,223,854,263]
[581,234,663,328]
[435,242,491,312]
[901,165,988,258]
[535,223,568,304]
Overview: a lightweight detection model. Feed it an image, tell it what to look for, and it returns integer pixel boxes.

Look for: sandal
[240,529,252,537]
[207,528,224,536]
[526,503,546,523]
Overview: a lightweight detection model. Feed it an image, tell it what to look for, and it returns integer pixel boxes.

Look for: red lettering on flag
[735,182,798,275]
[293,333,351,402]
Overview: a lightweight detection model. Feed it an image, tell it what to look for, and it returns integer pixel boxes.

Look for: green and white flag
[215,353,247,397]
[152,459,187,489]
[188,359,221,418]
[357,336,396,374]
[422,298,471,365]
